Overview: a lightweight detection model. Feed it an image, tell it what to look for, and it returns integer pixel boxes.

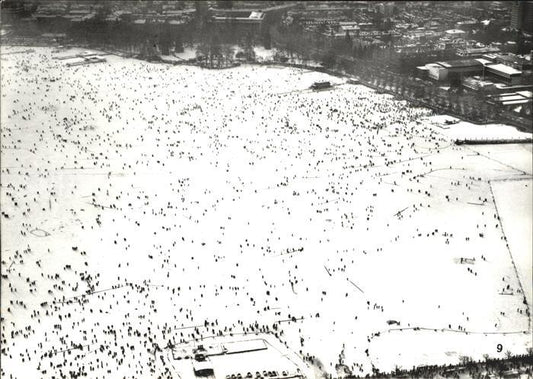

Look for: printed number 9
[497,344,503,353]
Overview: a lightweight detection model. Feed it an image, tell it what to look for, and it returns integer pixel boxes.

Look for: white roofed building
[485,63,523,85]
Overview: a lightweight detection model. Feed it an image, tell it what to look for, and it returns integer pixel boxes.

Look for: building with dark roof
[428,59,484,81]
[511,1,533,33]
[192,359,214,377]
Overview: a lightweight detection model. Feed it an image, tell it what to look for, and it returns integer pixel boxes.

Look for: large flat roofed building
[462,76,497,92]
[208,8,266,34]
[485,53,533,71]
[437,59,484,69]
[489,90,532,107]
[428,59,484,81]
[445,29,466,36]
[210,9,265,24]
[436,59,484,80]
[457,46,501,57]
[338,22,360,33]
[427,58,523,84]
[486,63,523,84]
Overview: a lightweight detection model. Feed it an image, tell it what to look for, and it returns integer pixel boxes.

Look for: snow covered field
[1,46,531,379]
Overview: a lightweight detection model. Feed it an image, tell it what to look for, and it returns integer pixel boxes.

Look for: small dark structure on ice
[311,81,332,90]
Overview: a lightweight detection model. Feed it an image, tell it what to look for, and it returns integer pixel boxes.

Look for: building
[511,1,533,33]
[455,20,479,31]
[377,2,395,17]
[462,76,497,92]
[511,1,522,30]
[485,63,522,84]
[494,91,532,107]
[424,56,523,85]
[486,90,532,114]
[445,29,466,37]
[210,8,265,29]
[193,359,214,377]
[429,59,484,81]
[491,53,533,70]
[211,9,265,24]
[311,81,332,90]
[338,21,360,34]
[0,0,25,22]
[417,62,444,79]
[208,7,266,35]
[427,64,447,80]
[457,46,501,57]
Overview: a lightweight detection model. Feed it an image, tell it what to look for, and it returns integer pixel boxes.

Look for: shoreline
[2,40,532,134]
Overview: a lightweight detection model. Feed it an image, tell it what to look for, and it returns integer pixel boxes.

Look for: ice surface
[1,46,531,378]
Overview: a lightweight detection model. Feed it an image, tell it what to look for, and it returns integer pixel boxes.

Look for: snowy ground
[1,46,532,379]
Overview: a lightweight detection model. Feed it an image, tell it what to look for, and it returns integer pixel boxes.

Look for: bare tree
[459,355,473,365]
[222,44,234,66]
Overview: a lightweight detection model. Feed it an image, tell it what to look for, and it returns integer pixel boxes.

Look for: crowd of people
[1,46,531,379]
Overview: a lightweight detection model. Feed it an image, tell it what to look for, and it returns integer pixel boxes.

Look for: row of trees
[2,0,270,58]
[59,20,189,58]
[268,23,507,125]
[195,25,257,68]
[336,54,498,123]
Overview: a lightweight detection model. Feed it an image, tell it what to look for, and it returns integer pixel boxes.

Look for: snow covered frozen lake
[1,46,531,378]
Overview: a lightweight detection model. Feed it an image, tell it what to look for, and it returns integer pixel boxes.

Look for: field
[1,46,531,379]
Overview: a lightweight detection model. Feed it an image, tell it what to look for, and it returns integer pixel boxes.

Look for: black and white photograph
[1,1,532,378]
